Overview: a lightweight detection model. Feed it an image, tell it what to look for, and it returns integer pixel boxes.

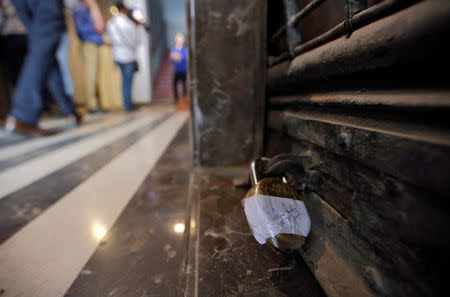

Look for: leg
[9,0,65,125]
[56,32,74,97]
[118,62,135,110]
[173,73,180,103]
[81,42,100,110]
[180,72,187,98]
[46,59,76,116]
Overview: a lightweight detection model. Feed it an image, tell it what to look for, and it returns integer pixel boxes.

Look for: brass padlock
[244,158,306,253]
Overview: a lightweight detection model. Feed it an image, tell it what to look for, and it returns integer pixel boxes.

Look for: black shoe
[88,108,107,114]
[66,112,83,127]
[124,106,138,112]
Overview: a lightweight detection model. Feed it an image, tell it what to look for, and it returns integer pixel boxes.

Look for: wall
[120,0,151,103]
[146,0,167,84]
[161,0,187,48]
[129,0,151,103]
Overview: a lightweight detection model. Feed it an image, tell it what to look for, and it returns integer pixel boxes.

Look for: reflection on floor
[0,105,324,297]
[0,106,188,297]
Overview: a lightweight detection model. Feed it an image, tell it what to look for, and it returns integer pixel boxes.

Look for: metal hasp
[187,0,266,166]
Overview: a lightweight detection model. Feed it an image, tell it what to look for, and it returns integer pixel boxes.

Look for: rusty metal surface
[264,1,450,297]
[269,90,450,108]
[290,0,449,79]
[268,0,450,89]
[269,109,450,193]
[268,0,346,59]
[187,0,266,166]
[265,117,450,296]
[268,0,421,67]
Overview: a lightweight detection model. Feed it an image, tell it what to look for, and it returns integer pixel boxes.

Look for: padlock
[243,157,308,253]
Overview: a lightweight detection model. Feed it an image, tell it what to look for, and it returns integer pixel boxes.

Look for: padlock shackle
[250,160,259,186]
[250,157,270,186]
[250,154,318,190]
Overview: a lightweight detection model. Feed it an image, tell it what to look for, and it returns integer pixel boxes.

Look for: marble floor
[0,105,324,297]
[0,106,189,297]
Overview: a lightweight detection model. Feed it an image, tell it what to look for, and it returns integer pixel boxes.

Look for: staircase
[152,51,174,103]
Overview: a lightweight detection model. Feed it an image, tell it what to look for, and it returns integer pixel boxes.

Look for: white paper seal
[243,195,311,245]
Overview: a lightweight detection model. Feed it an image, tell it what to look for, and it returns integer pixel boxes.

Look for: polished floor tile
[0,113,126,162]
[0,109,171,199]
[0,109,188,297]
[65,124,192,297]
[0,111,172,244]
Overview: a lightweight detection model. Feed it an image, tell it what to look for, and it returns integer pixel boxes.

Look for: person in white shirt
[107,2,142,111]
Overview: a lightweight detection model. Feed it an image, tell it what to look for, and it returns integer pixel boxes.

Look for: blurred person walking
[72,0,105,114]
[169,32,187,104]
[107,2,143,111]
[1,0,103,136]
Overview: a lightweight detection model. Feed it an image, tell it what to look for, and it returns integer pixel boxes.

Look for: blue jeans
[10,0,75,125]
[116,61,137,110]
[56,32,74,97]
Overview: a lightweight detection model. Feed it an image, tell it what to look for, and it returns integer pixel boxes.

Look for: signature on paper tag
[243,195,311,244]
